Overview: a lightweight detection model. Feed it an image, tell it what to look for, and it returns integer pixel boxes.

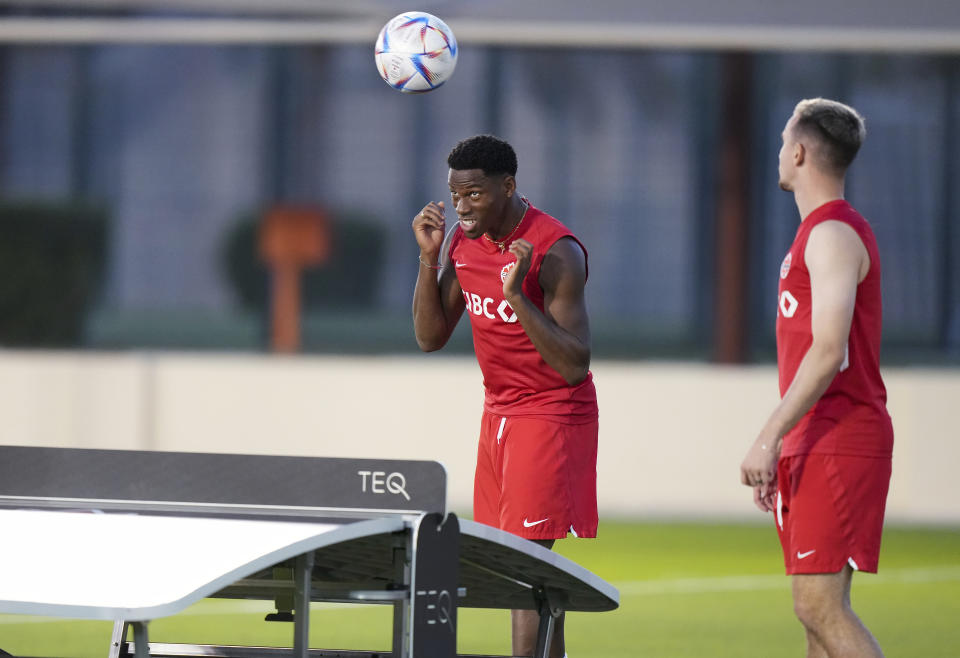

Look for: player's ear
[502,174,516,197]
[794,142,805,166]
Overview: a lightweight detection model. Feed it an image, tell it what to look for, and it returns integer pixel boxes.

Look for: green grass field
[2,520,958,657]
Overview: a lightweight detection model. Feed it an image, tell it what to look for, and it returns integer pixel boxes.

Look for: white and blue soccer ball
[374,11,458,93]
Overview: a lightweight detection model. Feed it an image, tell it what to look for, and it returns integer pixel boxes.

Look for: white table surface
[0,509,401,621]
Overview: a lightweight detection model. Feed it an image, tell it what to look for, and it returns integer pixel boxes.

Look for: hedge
[222,209,385,313]
[0,202,109,346]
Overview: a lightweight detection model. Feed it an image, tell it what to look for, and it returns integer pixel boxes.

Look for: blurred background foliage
[0,202,109,346]
[222,210,385,312]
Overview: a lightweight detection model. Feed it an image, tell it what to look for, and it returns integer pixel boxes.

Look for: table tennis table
[0,445,618,658]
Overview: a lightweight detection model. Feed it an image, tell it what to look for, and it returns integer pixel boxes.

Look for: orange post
[258,206,331,352]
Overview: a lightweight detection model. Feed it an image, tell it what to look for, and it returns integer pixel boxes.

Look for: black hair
[446,134,518,177]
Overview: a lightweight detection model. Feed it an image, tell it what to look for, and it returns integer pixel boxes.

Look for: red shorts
[473,411,598,540]
[775,454,891,574]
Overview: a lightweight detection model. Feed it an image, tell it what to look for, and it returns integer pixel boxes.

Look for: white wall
[0,350,955,523]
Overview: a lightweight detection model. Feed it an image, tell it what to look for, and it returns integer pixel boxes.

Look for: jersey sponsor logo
[522,517,549,528]
[780,252,792,279]
[500,262,516,282]
[797,549,816,559]
[454,260,467,269]
[779,290,799,318]
[462,291,518,323]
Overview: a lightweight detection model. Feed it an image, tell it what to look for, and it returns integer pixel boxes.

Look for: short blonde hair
[792,98,866,175]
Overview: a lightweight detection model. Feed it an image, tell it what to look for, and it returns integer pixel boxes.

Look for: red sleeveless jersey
[776,199,893,457]
[448,203,598,421]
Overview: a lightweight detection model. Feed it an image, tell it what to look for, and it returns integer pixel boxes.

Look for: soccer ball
[374,12,458,93]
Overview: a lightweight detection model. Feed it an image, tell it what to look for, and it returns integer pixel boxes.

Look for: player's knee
[793,589,833,631]
[793,597,822,630]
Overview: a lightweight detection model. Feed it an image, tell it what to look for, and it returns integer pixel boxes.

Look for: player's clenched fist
[412,201,446,258]
[503,238,533,300]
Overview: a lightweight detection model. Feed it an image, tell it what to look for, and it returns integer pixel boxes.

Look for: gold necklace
[483,200,528,252]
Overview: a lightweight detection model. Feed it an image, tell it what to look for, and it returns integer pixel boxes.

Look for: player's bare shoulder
[806,220,870,282]
[540,237,587,291]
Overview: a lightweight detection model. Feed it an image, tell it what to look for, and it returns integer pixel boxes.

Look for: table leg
[293,551,314,658]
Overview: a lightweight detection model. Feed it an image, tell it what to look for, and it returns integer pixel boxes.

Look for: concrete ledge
[0,350,955,523]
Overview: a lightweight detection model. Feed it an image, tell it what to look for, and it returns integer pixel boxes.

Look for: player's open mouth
[459,218,477,230]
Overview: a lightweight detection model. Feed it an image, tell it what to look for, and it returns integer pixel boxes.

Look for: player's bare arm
[741,220,868,508]
[412,201,466,351]
[502,236,591,386]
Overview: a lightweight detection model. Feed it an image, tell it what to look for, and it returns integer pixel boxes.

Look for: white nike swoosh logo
[523,518,549,528]
[454,261,467,268]
[797,550,817,559]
